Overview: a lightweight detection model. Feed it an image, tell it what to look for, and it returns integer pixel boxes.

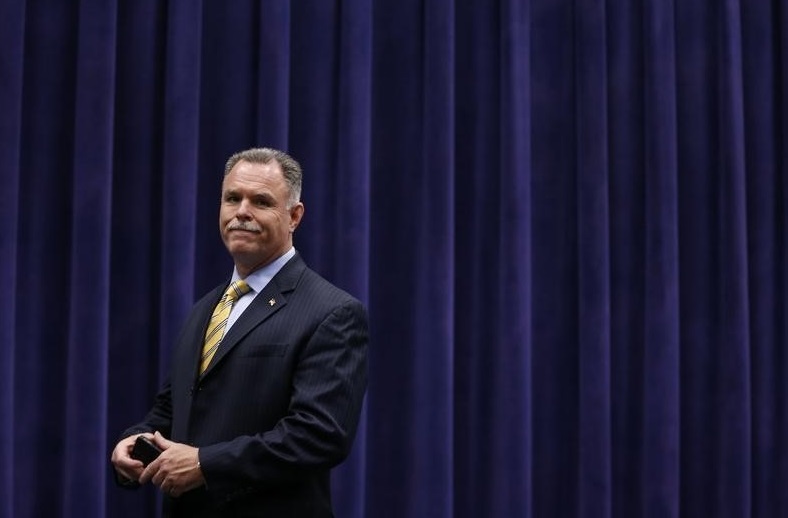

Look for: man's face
[219,160,304,276]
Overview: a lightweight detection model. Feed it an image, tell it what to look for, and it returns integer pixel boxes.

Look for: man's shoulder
[284,253,362,305]
[297,265,363,308]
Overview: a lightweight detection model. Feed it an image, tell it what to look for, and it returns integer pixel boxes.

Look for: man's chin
[227,245,260,258]
[228,246,269,264]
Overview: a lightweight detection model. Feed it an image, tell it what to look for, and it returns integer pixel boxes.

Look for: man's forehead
[224,162,284,186]
[232,159,282,175]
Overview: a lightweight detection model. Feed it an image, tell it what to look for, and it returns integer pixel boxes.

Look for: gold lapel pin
[268,298,276,306]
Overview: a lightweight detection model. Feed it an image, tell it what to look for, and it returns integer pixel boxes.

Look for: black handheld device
[130,435,162,466]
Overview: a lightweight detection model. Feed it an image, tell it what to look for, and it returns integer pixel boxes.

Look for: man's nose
[236,199,252,219]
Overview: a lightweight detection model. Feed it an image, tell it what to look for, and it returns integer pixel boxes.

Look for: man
[111,147,369,517]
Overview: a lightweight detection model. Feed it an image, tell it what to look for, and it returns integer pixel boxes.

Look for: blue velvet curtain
[1,0,786,517]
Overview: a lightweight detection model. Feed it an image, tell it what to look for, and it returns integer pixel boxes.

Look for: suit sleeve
[112,379,174,489]
[197,298,369,495]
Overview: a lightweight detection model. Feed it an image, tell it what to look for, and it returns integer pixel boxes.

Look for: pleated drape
[0,1,24,516]
[62,2,117,516]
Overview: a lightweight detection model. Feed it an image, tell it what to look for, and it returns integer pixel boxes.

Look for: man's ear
[289,202,305,232]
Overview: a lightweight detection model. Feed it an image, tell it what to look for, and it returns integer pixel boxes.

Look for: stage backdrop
[1,0,786,517]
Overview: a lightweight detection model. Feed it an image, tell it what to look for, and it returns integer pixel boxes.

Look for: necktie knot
[224,280,251,303]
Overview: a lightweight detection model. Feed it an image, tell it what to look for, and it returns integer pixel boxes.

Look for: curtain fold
[641,1,681,518]
[62,1,117,516]
[714,1,752,516]
[327,0,373,513]
[676,2,717,517]
[780,5,788,516]
[530,0,581,514]
[157,0,203,381]
[487,0,531,515]
[740,0,779,512]
[607,2,646,515]
[256,0,291,148]
[0,1,25,517]
[574,1,612,517]
[367,0,455,515]
[15,2,82,516]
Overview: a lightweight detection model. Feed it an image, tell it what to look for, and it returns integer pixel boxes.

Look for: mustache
[226,221,262,233]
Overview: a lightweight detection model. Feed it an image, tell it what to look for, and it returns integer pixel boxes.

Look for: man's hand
[139,431,205,498]
[111,433,151,483]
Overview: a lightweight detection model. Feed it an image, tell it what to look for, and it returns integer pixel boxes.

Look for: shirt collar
[231,247,296,294]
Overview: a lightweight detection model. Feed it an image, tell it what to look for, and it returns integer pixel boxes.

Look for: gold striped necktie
[200,280,251,374]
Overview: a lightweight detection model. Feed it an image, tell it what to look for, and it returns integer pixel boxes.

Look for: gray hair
[224,147,302,208]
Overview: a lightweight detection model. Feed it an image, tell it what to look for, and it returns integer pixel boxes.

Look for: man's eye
[225,195,239,202]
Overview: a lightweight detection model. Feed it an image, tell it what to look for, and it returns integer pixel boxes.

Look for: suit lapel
[173,284,225,437]
[198,253,306,381]
[185,284,225,377]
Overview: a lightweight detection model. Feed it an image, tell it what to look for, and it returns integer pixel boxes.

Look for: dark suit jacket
[121,253,369,517]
